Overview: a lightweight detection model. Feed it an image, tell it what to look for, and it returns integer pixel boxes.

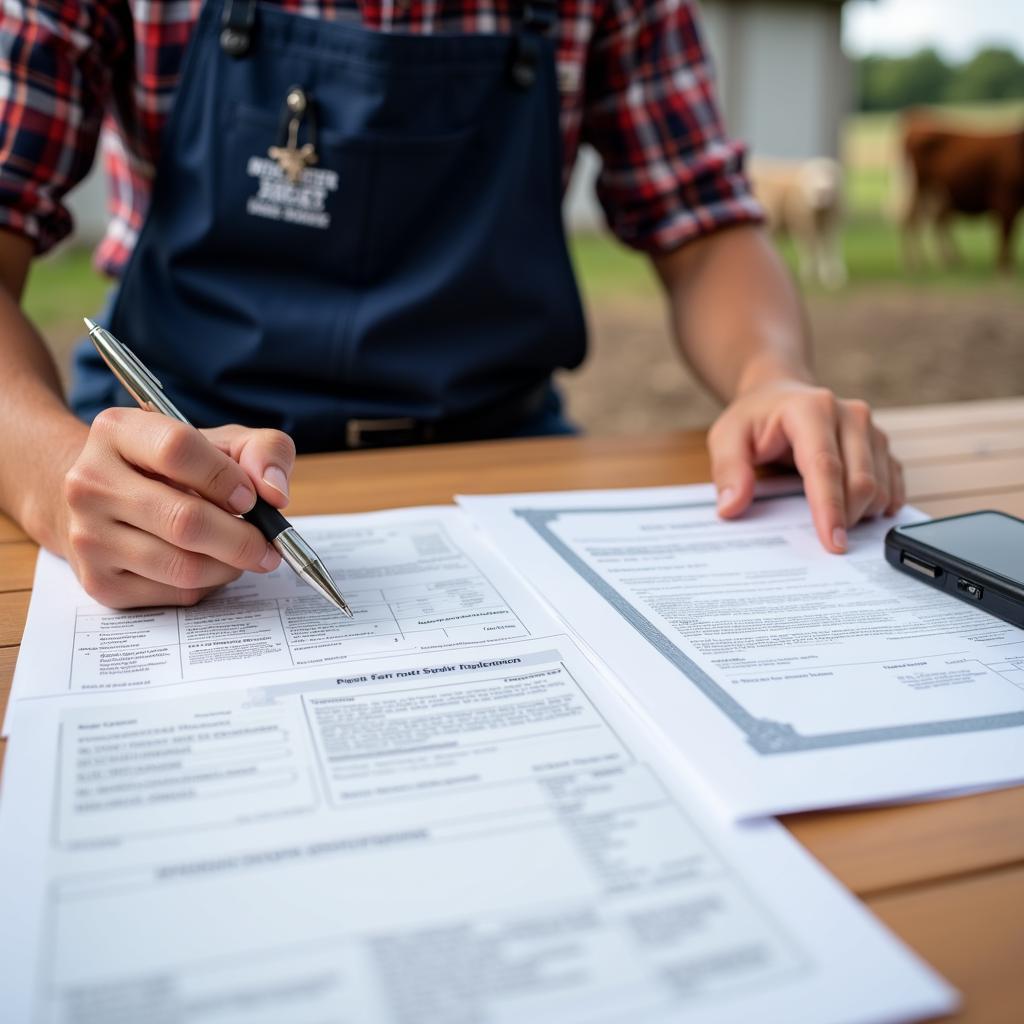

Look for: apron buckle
[220,0,256,57]
[346,417,422,449]
[510,36,540,90]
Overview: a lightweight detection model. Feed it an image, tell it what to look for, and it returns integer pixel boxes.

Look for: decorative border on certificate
[516,501,1024,755]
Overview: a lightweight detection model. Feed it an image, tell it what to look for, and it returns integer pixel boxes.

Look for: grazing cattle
[901,113,1024,273]
[748,157,847,289]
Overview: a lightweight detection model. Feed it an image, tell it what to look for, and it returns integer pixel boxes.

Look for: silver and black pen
[83,318,354,617]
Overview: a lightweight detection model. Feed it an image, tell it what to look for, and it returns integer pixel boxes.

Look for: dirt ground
[44,285,1022,434]
[559,286,1024,435]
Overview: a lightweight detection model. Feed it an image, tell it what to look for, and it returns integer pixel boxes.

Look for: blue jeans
[507,384,578,438]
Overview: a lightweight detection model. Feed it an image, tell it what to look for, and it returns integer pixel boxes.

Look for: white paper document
[4,507,556,734]
[0,634,953,1024]
[460,485,1024,818]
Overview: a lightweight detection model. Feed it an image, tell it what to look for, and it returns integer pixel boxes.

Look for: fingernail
[260,545,281,571]
[832,527,848,552]
[717,487,736,511]
[263,466,289,500]
[229,484,256,514]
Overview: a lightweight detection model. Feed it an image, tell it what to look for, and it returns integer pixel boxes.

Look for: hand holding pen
[56,318,352,615]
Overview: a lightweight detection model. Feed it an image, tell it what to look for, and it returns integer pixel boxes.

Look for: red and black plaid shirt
[0,0,761,277]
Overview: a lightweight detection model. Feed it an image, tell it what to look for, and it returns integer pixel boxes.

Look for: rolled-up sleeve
[0,0,120,253]
[581,0,763,253]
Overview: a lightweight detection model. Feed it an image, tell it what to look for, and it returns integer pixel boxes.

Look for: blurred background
[24,0,1024,435]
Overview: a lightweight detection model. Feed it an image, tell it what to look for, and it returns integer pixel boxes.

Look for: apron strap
[219,0,559,89]
[510,0,558,90]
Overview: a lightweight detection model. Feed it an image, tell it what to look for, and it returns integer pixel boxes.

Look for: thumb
[203,425,297,510]
[708,417,757,519]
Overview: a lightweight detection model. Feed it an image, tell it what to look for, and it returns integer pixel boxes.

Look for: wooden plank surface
[787,787,1024,896]
[886,431,1024,463]
[285,432,712,516]
[875,397,1024,432]
[0,646,14,705]
[1,398,1024,1023]
[0,591,30,647]
[0,542,36,593]
[903,455,1024,502]
[915,490,1024,520]
[867,865,1024,1024]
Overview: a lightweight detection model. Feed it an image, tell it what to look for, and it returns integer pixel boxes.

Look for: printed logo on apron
[245,158,338,229]
[245,86,336,230]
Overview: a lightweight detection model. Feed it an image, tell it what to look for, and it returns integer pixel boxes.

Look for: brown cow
[901,112,1024,273]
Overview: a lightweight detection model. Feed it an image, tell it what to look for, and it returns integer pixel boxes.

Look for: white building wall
[64,159,108,249]
[717,1,847,159]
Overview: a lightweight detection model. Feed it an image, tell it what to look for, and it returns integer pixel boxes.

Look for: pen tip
[83,317,98,332]
[301,561,354,618]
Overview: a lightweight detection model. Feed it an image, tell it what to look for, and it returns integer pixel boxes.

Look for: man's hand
[708,380,905,553]
[651,226,904,552]
[59,409,297,608]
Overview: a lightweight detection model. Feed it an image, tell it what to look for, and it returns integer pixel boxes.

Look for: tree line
[856,47,1024,111]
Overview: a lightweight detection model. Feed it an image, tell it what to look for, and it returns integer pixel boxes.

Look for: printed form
[460,485,1024,818]
[0,504,954,1022]
[5,508,552,732]
[0,636,952,1024]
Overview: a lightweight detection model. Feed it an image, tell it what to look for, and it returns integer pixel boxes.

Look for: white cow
[748,157,848,289]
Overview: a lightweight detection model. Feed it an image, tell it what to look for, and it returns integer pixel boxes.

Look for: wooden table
[2,397,1023,1022]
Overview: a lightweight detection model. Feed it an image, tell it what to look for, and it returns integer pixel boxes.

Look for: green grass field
[23,247,110,330]
[571,219,1021,301]
[22,102,1024,329]
[574,99,1024,298]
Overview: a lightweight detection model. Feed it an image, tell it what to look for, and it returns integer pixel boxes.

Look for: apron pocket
[356,126,480,283]
[220,108,372,281]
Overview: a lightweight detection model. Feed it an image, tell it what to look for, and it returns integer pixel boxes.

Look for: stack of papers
[5,486,1011,1022]
[459,484,1024,818]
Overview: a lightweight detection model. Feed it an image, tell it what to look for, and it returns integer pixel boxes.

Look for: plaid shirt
[0,0,761,277]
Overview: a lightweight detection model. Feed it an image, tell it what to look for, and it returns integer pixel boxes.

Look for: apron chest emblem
[268,87,319,183]
[245,86,338,231]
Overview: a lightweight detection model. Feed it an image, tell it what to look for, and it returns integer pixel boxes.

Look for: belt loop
[221,0,256,57]
[510,0,557,90]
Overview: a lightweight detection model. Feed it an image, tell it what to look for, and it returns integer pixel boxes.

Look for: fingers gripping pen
[83,318,354,617]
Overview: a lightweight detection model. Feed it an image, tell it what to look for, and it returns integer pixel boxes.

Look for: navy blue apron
[70,0,587,451]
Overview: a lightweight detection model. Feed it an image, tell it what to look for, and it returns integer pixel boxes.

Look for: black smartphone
[885,511,1024,628]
